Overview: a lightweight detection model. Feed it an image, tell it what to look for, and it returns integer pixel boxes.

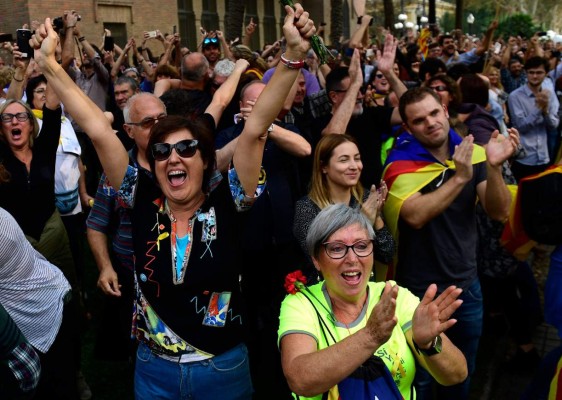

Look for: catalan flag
[418,27,432,60]
[382,130,486,279]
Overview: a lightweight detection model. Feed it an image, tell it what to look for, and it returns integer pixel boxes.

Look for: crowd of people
[0,1,561,399]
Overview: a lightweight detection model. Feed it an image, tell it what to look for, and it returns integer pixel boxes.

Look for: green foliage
[496,14,539,39]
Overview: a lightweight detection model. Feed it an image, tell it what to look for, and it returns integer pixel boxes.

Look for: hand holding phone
[16,29,32,59]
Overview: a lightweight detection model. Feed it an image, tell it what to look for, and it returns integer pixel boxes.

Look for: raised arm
[233,3,314,196]
[349,14,372,49]
[376,33,406,125]
[475,20,498,57]
[32,18,129,190]
[321,48,363,135]
[204,58,249,126]
[111,38,133,82]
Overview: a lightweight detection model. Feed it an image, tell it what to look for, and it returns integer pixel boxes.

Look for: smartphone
[173,25,177,35]
[0,33,13,43]
[16,29,32,58]
[147,30,158,38]
[493,42,501,54]
[366,48,374,58]
[103,36,114,51]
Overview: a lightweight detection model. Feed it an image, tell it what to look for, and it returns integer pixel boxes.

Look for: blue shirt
[441,48,480,67]
[508,84,560,166]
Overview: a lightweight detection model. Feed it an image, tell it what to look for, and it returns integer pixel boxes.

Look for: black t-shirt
[395,162,487,297]
[0,106,62,240]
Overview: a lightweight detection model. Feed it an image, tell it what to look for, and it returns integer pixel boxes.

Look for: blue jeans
[414,279,483,400]
[134,342,253,400]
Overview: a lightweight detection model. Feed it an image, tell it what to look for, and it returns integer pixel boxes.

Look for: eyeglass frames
[322,240,374,259]
[1,112,31,123]
[126,114,167,130]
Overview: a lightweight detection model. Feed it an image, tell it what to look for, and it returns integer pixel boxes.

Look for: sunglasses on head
[203,37,219,45]
[151,139,199,161]
[429,85,448,92]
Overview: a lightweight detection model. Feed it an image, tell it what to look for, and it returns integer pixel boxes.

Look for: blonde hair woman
[293,134,395,282]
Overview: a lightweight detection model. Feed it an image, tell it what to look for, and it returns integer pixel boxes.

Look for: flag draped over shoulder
[382,130,486,276]
[500,165,562,258]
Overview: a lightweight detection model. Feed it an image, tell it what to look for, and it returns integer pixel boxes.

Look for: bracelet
[78,36,86,42]
[67,25,75,28]
[280,53,305,69]
[13,76,23,82]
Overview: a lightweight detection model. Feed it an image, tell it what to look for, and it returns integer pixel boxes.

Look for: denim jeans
[134,342,253,400]
[414,279,484,400]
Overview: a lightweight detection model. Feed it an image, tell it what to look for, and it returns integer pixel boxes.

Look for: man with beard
[383,86,519,399]
[316,34,405,186]
[439,21,497,68]
[508,56,560,181]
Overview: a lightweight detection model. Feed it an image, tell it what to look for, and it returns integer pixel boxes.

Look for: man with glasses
[508,56,560,181]
[317,34,406,187]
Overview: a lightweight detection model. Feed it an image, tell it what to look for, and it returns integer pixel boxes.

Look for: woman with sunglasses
[33,4,316,398]
[279,204,467,399]
[364,64,400,108]
[293,134,395,283]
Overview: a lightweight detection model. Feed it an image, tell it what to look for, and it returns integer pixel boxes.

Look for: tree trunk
[330,0,343,47]
[456,0,464,30]
[383,0,395,34]
[428,0,436,25]
[225,0,245,43]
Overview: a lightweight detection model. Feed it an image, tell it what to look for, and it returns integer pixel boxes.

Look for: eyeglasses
[1,112,31,123]
[33,88,46,94]
[429,85,448,92]
[151,139,199,161]
[126,114,167,130]
[82,63,94,69]
[203,37,219,45]
[322,240,374,259]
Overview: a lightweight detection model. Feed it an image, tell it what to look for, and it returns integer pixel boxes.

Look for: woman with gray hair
[279,203,468,399]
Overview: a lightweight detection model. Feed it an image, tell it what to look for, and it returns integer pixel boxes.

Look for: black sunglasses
[203,37,219,45]
[151,139,199,161]
[429,85,448,92]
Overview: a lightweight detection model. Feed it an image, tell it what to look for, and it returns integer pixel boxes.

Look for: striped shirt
[0,208,70,353]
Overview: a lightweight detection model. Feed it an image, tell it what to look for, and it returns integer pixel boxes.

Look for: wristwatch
[414,335,442,356]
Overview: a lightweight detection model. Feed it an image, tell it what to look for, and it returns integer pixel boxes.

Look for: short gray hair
[123,92,166,123]
[213,59,235,77]
[306,204,375,259]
